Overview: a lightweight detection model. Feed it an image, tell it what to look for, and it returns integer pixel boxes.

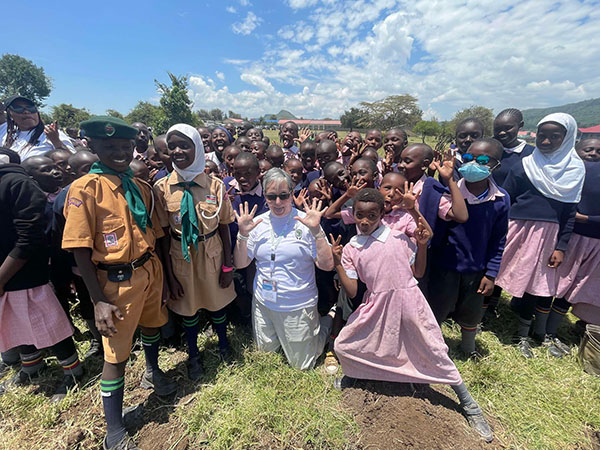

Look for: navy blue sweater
[492,144,535,188]
[503,160,577,251]
[574,161,600,239]
[431,184,509,277]
[224,177,268,246]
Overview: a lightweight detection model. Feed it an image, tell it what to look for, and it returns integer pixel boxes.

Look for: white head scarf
[166,124,205,181]
[522,113,585,203]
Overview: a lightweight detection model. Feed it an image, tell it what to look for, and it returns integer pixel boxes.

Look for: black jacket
[0,164,50,291]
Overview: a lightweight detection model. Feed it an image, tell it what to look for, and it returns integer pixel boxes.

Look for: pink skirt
[556,234,600,324]
[496,220,560,298]
[0,284,74,352]
[334,286,462,385]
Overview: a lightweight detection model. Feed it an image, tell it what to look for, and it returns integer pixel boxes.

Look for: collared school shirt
[62,174,164,265]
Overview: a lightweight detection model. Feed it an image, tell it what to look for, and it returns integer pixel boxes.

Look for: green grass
[1,297,599,449]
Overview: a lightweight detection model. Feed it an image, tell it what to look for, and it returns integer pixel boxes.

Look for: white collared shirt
[504,139,527,154]
[0,122,74,161]
[457,177,505,205]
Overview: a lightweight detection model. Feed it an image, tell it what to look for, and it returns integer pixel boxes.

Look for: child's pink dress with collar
[334,226,462,385]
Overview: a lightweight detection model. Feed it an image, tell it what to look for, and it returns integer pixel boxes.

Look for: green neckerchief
[177,181,200,262]
[89,161,152,232]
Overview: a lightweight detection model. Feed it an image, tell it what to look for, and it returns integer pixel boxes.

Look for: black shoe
[103,434,139,450]
[514,336,535,359]
[468,350,483,361]
[140,369,177,397]
[122,403,144,429]
[50,372,83,403]
[462,403,494,442]
[333,375,356,391]
[543,335,570,358]
[219,347,233,364]
[84,338,103,360]
[187,355,205,381]
[0,368,44,395]
[0,360,16,379]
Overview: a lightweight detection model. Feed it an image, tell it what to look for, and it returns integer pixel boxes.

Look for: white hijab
[522,113,585,203]
[166,124,205,181]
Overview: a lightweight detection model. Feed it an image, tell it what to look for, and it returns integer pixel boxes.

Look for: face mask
[458,161,491,182]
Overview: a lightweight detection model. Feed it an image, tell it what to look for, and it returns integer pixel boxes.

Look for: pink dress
[334,226,462,385]
[496,219,560,297]
[0,284,74,352]
[341,207,417,237]
[556,234,600,325]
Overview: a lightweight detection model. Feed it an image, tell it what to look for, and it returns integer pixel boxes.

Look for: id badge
[261,279,277,303]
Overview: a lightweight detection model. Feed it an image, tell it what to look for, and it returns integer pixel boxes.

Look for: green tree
[358,94,422,130]
[210,108,224,121]
[0,54,52,106]
[450,105,494,136]
[228,110,242,119]
[51,104,91,129]
[413,120,441,143]
[126,101,165,133]
[340,107,366,131]
[155,73,199,131]
[106,109,125,120]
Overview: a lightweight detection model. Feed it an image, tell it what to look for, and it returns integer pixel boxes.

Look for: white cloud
[216,71,225,81]
[189,0,600,120]
[232,11,262,35]
[239,0,252,5]
[226,6,236,13]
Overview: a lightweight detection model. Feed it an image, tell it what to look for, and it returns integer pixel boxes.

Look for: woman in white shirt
[0,95,74,161]
[234,168,334,370]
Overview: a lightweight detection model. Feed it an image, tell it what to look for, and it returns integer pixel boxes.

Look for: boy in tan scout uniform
[154,124,236,379]
[62,116,176,450]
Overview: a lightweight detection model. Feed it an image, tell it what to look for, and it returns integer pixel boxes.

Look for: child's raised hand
[226,185,237,202]
[298,127,312,144]
[414,217,432,245]
[234,202,263,237]
[329,233,343,266]
[327,132,337,142]
[315,179,332,203]
[293,188,308,209]
[548,250,564,268]
[398,181,417,210]
[346,175,366,198]
[477,275,495,296]
[433,150,455,183]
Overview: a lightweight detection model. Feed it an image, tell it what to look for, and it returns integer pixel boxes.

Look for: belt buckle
[130,261,137,271]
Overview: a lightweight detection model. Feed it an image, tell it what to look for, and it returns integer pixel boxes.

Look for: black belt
[170,229,217,242]
[97,252,153,271]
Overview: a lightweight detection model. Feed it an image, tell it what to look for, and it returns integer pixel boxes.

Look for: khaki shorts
[252,298,332,370]
[98,255,167,363]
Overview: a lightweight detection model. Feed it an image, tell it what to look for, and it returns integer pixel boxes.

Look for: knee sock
[510,296,523,313]
[19,347,44,375]
[517,317,532,338]
[532,296,553,338]
[2,347,21,366]
[460,325,477,354]
[101,376,126,448]
[546,298,570,337]
[182,312,201,358]
[451,382,480,411]
[210,309,229,351]
[141,332,160,373]
[50,337,83,377]
[59,353,83,378]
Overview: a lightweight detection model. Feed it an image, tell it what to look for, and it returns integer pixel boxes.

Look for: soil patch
[342,380,502,449]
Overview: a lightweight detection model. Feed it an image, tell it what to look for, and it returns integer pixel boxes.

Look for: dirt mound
[342,380,501,450]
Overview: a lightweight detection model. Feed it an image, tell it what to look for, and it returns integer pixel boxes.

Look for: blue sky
[7,0,600,120]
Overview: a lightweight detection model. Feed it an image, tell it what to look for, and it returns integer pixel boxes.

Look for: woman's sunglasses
[265,192,291,201]
[9,104,38,114]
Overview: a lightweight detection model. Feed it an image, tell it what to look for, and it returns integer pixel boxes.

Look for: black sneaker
[219,347,233,364]
[103,434,139,450]
[543,335,570,358]
[187,355,205,381]
[515,336,535,359]
[0,368,44,395]
[140,369,177,397]
[122,403,144,429]
[50,373,83,403]
[462,403,494,442]
[84,338,103,360]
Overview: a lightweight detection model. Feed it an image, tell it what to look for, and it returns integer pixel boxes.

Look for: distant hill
[522,98,600,130]
[265,110,297,120]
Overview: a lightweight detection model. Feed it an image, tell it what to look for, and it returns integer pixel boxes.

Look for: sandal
[324,351,339,375]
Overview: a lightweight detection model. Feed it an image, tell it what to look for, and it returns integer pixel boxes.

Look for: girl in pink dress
[331,188,493,442]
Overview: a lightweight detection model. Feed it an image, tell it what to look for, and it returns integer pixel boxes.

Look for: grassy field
[0,295,599,449]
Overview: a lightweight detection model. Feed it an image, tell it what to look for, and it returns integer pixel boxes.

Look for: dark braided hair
[496,108,523,124]
[4,110,45,150]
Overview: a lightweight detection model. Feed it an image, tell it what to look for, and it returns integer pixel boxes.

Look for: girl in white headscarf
[154,124,237,380]
[495,113,585,358]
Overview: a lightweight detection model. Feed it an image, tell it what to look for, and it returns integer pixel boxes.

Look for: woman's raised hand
[234,201,263,237]
[295,197,328,232]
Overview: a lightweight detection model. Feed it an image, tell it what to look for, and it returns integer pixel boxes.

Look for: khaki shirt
[62,174,164,264]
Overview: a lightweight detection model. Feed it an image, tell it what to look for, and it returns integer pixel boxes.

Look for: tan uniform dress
[62,174,167,364]
[154,172,236,316]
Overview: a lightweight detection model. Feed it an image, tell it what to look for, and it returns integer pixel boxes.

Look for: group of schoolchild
[0,92,598,448]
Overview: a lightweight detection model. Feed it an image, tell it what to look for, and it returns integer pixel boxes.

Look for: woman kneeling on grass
[331,188,493,442]
[233,168,334,370]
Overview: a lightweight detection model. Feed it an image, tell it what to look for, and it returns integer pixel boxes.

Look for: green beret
[80,116,138,139]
